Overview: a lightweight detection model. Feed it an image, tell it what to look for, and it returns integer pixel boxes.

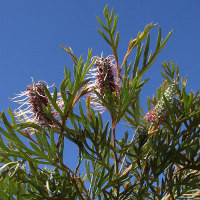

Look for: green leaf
[143,33,150,67]
[79,101,90,126]
[182,87,190,115]
[112,15,118,35]
[34,131,45,153]
[53,86,58,102]
[1,112,15,135]
[70,114,78,130]
[45,82,64,116]
[138,29,172,78]
[94,90,117,118]
[97,112,103,131]
[109,8,114,23]
[187,90,194,109]
[0,188,8,199]
[7,108,16,126]
[50,128,58,155]
[118,78,138,120]
[85,160,91,182]
[156,26,161,50]
[61,45,78,65]
[29,142,47,159]
[81,49,94,82]
[114,32,119,49]
[103,6,109,19]
[96,16,108,32]
[42,130,52,161]
[163,94,173,114]
[97,29,111,45]
[9,179,14,200]
[132,42,143,78]
[160,30,173,51]
[60,77,69,103]
[17,122,43,133]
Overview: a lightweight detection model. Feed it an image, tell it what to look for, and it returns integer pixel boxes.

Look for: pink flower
[145,80,178,125]
[87,55,119,111]
[145,105,165,125]
[11,80,63,126]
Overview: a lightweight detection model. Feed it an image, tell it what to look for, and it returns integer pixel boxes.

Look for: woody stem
[112,117,118,174]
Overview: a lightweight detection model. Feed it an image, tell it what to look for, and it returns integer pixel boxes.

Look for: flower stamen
[87,55,119,112]
[11,80,63,126]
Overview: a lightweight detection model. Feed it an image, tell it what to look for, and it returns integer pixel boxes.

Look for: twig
[112,117,118,174]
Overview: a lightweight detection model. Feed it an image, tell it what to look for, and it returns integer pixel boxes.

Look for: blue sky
[0,1,200,169]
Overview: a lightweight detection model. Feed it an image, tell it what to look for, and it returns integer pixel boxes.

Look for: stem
[56,134,62,148]
[112,117,118,174]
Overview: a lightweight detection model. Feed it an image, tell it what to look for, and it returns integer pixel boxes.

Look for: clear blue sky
[0,1,200,169]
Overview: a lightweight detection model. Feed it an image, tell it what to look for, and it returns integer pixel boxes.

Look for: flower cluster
[12,81,63,126]
[145,80,178,125]
[87,55,119,111]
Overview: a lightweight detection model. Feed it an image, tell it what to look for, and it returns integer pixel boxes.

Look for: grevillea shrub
[1,6,200,200]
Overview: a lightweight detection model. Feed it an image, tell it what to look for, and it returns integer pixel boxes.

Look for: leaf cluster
[0,5,200,200]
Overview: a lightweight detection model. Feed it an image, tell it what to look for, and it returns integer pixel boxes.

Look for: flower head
[145,105,166,125]
[87,55,119,111]
[11,80,62,126]
[145,80,178,125]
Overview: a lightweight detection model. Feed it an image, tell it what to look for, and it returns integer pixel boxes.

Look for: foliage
[0,5,200,200]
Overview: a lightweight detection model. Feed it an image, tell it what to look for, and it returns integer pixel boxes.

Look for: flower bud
[145,80,178,125]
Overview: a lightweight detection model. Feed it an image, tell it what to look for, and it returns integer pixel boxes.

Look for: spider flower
[11,81,63,126]
[87,55,119,111]
[145,80,178,125]
[145,105,166,125]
